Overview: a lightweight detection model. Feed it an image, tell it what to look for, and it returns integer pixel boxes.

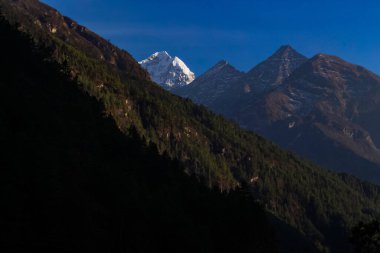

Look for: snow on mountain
[139,51,195,89]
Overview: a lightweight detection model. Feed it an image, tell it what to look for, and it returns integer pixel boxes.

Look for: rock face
[176,46,380,183]
[248,54,380,182]
[139,51,195,89]
[244,45,309,93]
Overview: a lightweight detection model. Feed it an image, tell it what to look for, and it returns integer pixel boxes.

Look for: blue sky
[42,0,380,76]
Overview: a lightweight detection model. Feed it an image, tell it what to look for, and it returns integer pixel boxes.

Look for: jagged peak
[271,45,307,60]
[200,60,241,77]
[208,60,230,70]
[139,51,195,89]
[276,44,295,53]
[215,60,229,67]
[243,45,308,89]
[143,51,171,62]
[154,51,170,57]
[248,45,308,74]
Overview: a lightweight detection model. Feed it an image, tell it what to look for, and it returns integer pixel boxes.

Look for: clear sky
[42,0,380,76]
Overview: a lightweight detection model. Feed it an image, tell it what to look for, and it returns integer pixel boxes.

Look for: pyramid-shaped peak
[204,60,241,75]
[272,45,305,59]
[217,59,228,64]
[139,51,173,65]
[156,51,170,56]
[212,60,230,68]
[277,44,294,51]
[246,45,308,88]
[151,51,172,59]
[248,45,308,73]
[278,45,295,51]
[139,51,195,89]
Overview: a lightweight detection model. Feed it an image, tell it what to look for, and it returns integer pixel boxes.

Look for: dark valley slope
[2,1,380,252]
[0,15,276,253]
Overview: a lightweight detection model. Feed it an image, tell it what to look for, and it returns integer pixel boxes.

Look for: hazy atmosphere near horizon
[3,0,380,252]
[42,0,380,75]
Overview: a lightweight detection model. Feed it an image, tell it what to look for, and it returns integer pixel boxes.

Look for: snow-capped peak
[139,51,195,89]
[140,51,171,63]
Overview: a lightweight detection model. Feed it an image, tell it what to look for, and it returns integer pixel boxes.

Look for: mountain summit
[174,60,243,106]
[175,45,308,117]
[245,45,308,93]
[139,51,195,89]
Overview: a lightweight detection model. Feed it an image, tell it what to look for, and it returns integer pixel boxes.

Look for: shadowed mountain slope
[0,15,276,253]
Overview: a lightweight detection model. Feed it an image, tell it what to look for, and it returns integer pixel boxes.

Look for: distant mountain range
[139,51,195,89]
[173,46,380,184]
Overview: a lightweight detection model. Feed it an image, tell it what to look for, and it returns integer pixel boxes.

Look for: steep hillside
[2,1,380,252]
[2,0,149,81]
[0,15,276,253]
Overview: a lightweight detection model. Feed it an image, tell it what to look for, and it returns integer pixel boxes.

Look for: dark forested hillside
[350,220,380,253]
[0,16,276,253]
[2,1,380,252]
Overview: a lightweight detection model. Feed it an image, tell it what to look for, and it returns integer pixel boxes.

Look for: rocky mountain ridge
[175,46,380,183]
